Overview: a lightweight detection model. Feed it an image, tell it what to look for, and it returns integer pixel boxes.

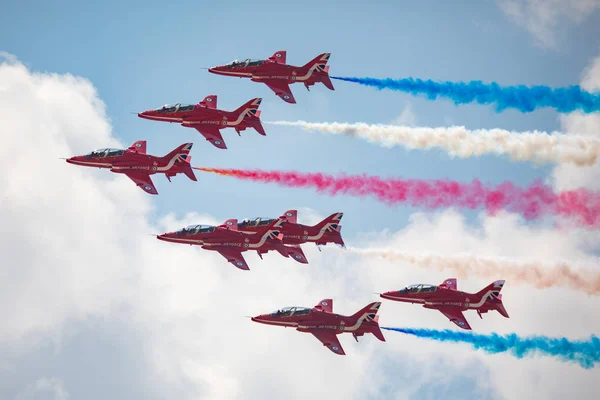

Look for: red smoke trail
[195,168,600,227]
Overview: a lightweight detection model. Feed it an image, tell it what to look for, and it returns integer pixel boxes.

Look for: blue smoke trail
[382,327,600,369]
[331,76,600,114]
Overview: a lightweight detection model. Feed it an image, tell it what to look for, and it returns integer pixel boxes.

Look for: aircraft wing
[213,248,250,270]
[309,329,345,355]
[124,171,158,195]
[439,308,472,330]
[192,125,228,149]
[263,81,296,104]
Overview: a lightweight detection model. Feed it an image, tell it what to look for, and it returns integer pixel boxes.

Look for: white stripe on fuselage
[255,304,379,332]
[69,160,112,168]
[390,289,499,309]
[150,112,253,127]
[160,237,204,245]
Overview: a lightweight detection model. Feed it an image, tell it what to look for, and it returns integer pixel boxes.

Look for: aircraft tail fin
[476,280,509,318]
[234,98,265,136]
[162,143,196,181]
[350,302,386,342]
[163,142,193,161]
[313,212,345,246]
[302,53,334,90]
[313,212,343,230]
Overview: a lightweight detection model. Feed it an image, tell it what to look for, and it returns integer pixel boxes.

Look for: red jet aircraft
[65,140,196,195]
[157,216,306,270]
[138,95,265,149]
[380,278,509,330]
[208,51,334,104]
[223,209,345,252]
[251,299,385,355]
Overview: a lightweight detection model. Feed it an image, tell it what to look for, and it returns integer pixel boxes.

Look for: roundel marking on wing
[135,143,142,147]
[144,186,152,191]
[321,301,328,306]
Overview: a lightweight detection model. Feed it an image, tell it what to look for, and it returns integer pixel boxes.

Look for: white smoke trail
[342,247,600,295]
[267,120,600,166]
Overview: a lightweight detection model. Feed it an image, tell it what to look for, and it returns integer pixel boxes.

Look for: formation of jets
[157,210,343,270]
[63,50,508,355]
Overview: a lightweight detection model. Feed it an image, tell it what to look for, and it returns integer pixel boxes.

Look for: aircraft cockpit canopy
[176,224,216,235]
[398,284,437,294]
[269,306,311,317]
[226,58,264,68]
[155,103,194,113]
[84,148,125,158]
[238,217,275,228]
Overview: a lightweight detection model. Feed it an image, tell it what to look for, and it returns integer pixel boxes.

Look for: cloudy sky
[1,1,600,399]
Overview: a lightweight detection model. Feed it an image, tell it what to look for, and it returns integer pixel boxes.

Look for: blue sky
[3,0,598,236]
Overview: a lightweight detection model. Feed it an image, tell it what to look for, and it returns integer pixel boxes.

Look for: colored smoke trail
[381,327,600,369]
[267,120,600,166]
[331,76,600,114]
[345,248,600,295]
[195,168,600,227]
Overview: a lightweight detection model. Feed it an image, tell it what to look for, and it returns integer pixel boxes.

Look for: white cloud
[2,53,599,400]
[496,0,600,49]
